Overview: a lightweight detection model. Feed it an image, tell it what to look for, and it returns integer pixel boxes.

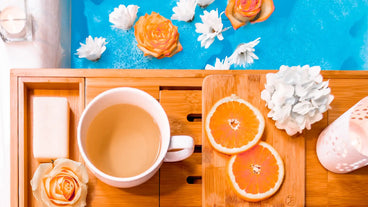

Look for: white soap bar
[33,97,69,161]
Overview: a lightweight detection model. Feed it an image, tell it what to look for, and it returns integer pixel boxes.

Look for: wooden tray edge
[10,76,85,207]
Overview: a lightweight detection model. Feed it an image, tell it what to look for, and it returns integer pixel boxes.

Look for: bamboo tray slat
[10,69,368,207]
[14,77,84,207]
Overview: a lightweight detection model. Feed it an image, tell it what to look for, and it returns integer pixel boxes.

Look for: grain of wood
[17,78,84,207]
[86,78,160,103]
[18,78,26,207]
[10,69,368,79]
[20,79,83,206]
[160,90,202,145]
[328,79,368,122]
[305,116,329,207]
[160,153,202,207]
[202,74,305,206]
[85,79,160,206]
[10,72,19,207]
[10,69,368,207]
[86,173,159,207]
[10,69,272,78]
[324,79,368,207]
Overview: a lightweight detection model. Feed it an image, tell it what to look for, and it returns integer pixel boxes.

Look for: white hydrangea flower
[109,4,139,30]
[195,9,229,49]
[171,0,197,22]
[76,36,107,61]
[196,0,215,7]
[261,65,334,136]
[229,37,260,67]
[205,57,231,70]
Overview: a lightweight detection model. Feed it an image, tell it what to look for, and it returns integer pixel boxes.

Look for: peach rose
[225,0,275,30]
[134,12,183,59]
[30,158,89,207]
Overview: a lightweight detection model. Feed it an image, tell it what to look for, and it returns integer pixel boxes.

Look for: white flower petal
[195,23,208,34]
[171,0,196,22]
[30,163,53,202]
[262,65,333,135]
[229,37,260,67]
[328,94,334,105]
[204,38,215,48]
[293,101,314,115]
[205,57,231,70]
[76,36,107,61]
[196,0,215,7]
[195,9,227,49]
[217,33,224,41]
[309,66,321,77]
[109,4,139,30]
[261,90,271,103]
[272,83,294,103]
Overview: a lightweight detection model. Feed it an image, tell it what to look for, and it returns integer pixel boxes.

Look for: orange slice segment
[228,141,284,202]
[205,94,265,154]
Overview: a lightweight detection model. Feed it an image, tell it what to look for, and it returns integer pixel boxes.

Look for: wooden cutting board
[202,74,305,206]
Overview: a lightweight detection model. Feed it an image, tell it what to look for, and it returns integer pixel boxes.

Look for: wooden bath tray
[10,69,368,207]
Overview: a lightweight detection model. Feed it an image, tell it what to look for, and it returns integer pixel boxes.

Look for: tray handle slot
[186,176,202,184]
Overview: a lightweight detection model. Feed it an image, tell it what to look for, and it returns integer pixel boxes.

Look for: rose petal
[30,163,53,203]
[72,183,88,207]
[251,0,275,23]
[31,159,89,207]
[52,158,89,184]
[135,12,182,58]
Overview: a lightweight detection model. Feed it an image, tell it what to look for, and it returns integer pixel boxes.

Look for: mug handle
[164,135,194,162]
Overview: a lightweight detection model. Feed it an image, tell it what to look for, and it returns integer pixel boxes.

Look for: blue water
[71,0,368,70]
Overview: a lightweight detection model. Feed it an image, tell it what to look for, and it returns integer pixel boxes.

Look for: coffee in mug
[77,87,194,188]
[85,104,161,178]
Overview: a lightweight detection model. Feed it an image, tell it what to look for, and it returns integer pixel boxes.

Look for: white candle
[316,97,368,173]
[0,6,27,37]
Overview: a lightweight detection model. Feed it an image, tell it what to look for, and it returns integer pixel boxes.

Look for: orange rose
[31,158,89,207]
[225,0,275,30]
[134,12,183,59]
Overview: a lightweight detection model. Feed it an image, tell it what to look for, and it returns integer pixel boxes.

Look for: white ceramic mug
[77,87,194,188]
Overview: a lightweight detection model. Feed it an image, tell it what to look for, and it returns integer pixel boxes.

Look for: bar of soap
[33,97,69,162]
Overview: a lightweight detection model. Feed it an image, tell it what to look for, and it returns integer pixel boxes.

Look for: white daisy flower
[229,37,260,67]
[205,57,231,70]
[109,4,139,30]
[196,0,215,7]
[171,0,197,22]
[195,9,229,49]
[76,36,107,61]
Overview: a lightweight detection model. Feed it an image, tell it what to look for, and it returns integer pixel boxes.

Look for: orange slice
[228,141,284,202]
[205,94,265,154]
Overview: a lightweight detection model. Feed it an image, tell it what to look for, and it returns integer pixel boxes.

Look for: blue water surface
[71,0,368,70]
